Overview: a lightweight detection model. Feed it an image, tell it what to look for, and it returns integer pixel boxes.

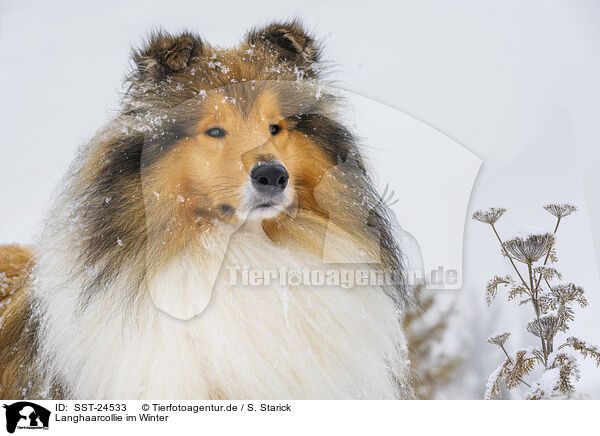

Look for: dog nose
[251,163,289,192]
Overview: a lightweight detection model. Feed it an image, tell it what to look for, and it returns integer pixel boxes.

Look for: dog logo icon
[3,402,50,433]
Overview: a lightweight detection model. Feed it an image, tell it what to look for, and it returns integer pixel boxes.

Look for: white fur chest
[33,225,409,399]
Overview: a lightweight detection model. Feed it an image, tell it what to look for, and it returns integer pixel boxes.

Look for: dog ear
[246,21,321,72]
[132,30,203,80]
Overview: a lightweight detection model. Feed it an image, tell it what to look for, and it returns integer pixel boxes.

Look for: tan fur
[0,245,36,399]
[0,245,33,289]
[0,23,408,399]
[139,92,336,260]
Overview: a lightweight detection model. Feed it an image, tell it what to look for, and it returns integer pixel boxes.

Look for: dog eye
[269,124,282,135]
[205,127,226,138]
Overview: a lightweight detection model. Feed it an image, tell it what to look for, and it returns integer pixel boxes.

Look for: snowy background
[1,0,600,398]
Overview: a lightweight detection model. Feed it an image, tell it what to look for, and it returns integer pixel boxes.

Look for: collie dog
[0,21,410,399]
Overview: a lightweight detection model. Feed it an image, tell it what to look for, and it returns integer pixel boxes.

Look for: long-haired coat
[0,21,410,399]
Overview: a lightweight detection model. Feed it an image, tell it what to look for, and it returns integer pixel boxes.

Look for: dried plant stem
[534,217,562,293]
[499,344,532,388]
[527,217,561,368]
[528,263,548,367]
[490,224,529,289]
[553,217,562,234]
[492,221,549,367]
[476,204,599,399]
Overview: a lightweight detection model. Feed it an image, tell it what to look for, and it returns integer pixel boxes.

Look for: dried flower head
[503,233,555,264]
[527,315,561,340]
[551,283,587,307]
[488,332,511,347]
[472,207,506,225]
[544,204,577,219]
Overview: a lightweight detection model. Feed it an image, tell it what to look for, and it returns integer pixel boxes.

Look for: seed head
[503,233,555,264]
[527,315,561,340]
[488,332,511,347]
[472,207,506,225]
[544,204,577,219]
